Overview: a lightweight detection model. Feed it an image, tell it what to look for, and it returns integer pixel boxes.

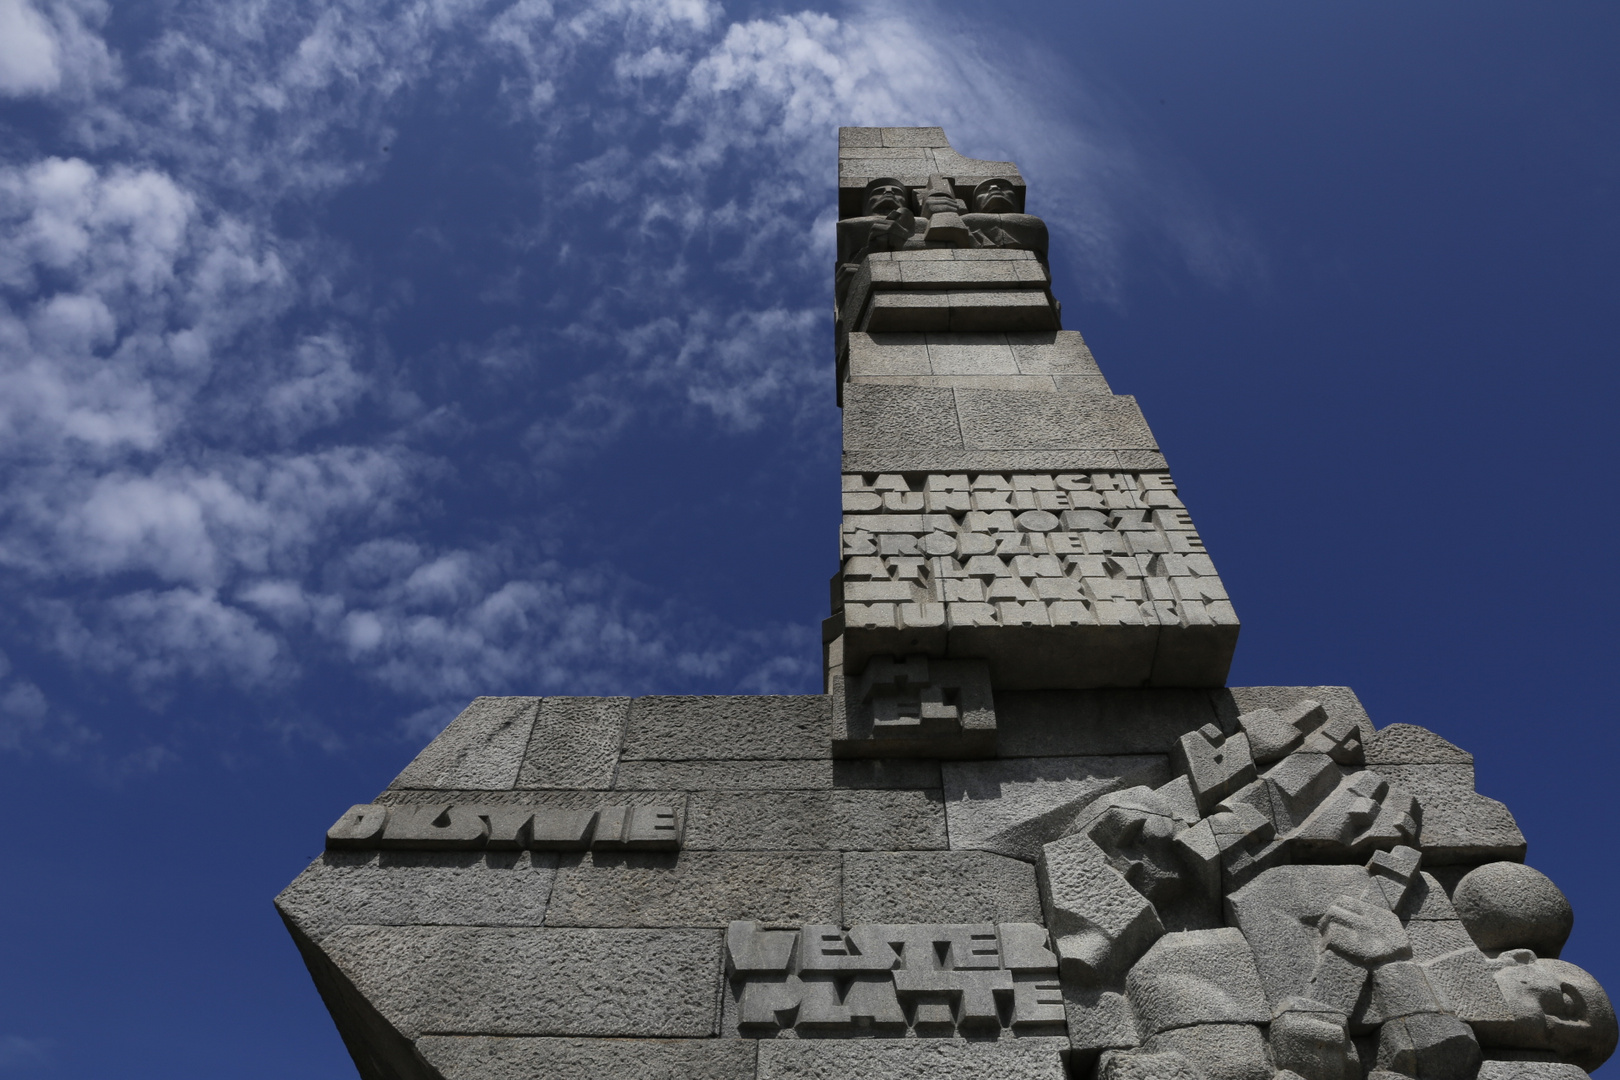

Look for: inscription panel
[839,471,1235,632]
[326,802,683,852]
[726,920,1065,1037]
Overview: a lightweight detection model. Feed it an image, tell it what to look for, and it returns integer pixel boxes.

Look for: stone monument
[277,128,1612,1080]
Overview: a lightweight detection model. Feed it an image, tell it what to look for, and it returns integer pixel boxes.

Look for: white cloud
[0,0,115,100]
[0,0,1259,757]
[0,0,64,96]
[0,1032,51,1069]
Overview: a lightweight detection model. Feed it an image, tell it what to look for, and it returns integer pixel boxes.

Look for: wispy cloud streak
[0,0,1255,759]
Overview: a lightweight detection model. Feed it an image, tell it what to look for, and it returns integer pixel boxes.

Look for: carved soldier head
[862,177,910,217]
[972,177,1020,213]
[1487,951,1618,1071]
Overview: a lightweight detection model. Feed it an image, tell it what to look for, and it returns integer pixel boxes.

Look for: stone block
[1452,862,1573,957]
[899,261,1041,288]
[374,787,680,809]
[515,697,628,789]
[417,1037,757,1080]
[1149,621,1241,689]
[1416,946,1516,1026]
[1286,770,1421,862]
[1039,832,1163,980]
[1174,724,1257,814]
[545,850,840,928]
[280,913,435,1080]
[1365,724,1473,765]
[954,390,1158,451]
[946,291,1061,332]
[926,332,1020,374]
[842,383,963,450]
[1215,687,1373,760]
[1262,752,1341,831]
[619,695,827,760]
[880,126,949,147]
[1007,330,1105,377]
[276,851,558,943]
[1064,982,1140,1054]
[1054,375,1112,392]
[683,789,948,851]
[1098,1049,1205,1080]
[1366,960,1449,1024]
[941,754,1170,862]
[863,291,954,332]
[756,1038,1070,1080]
[613,759,831,790]
[944,619,1163,690]
[832,758,943,789]
[847,331,931,377]
[842,448,1129,472]
[316,925,722,1037]
[1477,1063,1592,1080]
[995,689,1220,756]
[390,697,540,790]
[839,126,885,148]
[843,850,1041,923]
[1373,763,1527,864]
[838,156,933,184]
[1125,928,1269,1036]
[1142,1023,1272,1080]
[1239,700,1327,764]
[1375,1012,1481,1080]
[850,374,1060,392]
[1366,846,1425,911]
[1271,997,1359,1080]
[1407,919,1482,963]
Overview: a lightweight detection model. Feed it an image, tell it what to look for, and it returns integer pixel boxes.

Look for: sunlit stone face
[1493,951,1619,1068]
[864,183,908,216]
[973,179,1018,213]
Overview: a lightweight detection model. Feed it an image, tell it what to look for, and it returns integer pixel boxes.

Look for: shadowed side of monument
[277,129,1609,1080]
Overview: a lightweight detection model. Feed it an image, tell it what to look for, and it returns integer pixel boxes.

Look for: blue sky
[0,0,1616,1075]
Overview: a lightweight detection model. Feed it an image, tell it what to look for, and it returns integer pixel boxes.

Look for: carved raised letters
[726,921,1066,1037]
[324,803,682,852]
[840,471,1234,631]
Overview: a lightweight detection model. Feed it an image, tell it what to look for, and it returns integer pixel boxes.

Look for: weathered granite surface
[279,127,1608,1080]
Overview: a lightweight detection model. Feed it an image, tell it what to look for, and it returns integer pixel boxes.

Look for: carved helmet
[971,177,1020,212]
[862,176,911,213]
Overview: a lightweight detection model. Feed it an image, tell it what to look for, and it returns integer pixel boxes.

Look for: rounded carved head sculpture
[1490,950,1618,1071]
[862,177,910,217]
[971,177,1019,213]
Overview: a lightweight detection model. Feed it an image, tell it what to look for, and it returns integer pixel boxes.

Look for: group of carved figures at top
[835,174,1048,301]
[726,698,1614,1080]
